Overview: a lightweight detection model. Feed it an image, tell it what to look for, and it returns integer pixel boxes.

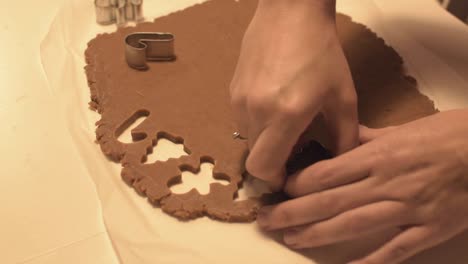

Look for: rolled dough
[84,0,437,222]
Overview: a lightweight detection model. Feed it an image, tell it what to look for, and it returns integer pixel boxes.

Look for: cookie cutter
[113,0,127,27]
[125,32,176,70]
[95,0,144,26]
[125,0,144,22]
[95,0,115,25]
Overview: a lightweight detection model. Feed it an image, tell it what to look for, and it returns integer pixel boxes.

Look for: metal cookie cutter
[112,0,127,27]
[95,0,144,26]
[95,0,115,25]
[125,32,176,70]
[125,0,144,22]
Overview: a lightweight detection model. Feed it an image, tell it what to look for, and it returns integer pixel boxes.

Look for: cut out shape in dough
[116,110,149,143]
[170,161,230,195]
[144,138,189,164]
[85,0,437,222]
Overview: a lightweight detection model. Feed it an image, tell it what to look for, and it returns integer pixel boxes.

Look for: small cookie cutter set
[95,0,144,26]
[94,1,176,71]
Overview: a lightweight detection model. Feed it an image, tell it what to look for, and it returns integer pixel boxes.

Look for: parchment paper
[36,0,468,263]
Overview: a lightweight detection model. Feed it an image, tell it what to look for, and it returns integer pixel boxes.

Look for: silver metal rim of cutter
[95,0,144,26]
[125,32,176,70]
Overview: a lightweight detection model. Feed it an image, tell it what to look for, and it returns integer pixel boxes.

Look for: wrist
[257,0,336,19]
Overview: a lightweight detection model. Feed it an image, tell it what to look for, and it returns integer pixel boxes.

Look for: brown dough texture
[84,0,437,222]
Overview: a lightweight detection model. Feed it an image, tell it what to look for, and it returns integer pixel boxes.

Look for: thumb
[246,114,314,191]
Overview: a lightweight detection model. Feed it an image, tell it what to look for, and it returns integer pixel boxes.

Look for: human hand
[257,110,468,264]
[230,0,358,190]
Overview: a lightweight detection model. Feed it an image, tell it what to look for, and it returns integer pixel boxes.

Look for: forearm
[257,0,336,22]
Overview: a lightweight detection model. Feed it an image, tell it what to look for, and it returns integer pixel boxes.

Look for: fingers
[359,125,397,144]
[233,109,248,140]
[283,201,409,248]
[351,226,441,264]
[246,113,265,150]
[284,143,372,197]
[257,178,381,230]
[246,116,310,190]
[229,82,249,139]
[322,89,359,155]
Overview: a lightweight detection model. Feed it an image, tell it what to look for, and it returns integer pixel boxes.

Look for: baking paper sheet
[31,0,468,263]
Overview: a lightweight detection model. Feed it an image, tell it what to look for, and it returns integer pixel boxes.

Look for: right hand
[229,0,358,190]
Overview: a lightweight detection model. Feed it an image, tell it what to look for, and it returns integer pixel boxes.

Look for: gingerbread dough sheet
[35,0,468,263]
[85,0,436,222]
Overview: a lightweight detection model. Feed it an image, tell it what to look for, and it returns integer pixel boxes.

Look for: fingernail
[283,228,300,245]
[256,206,272,229]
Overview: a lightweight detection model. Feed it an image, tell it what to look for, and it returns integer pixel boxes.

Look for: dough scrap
[84,0,437,222]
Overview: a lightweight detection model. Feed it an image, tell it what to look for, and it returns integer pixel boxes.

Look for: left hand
[257,109,468,264]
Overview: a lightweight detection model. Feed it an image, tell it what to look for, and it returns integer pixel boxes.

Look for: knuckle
[316,162,336,183]
[375,148,391,163]
[310,161,337,190]
[409,184,429,205]
[316,176,334,192]
[338,90,358,110]
[277,100,308,120]
[229,91,246,108]
[245,87,309,120]
[396,180,429,206]
[370,143,396,165]
[345,89,358,105]
[246,92,271,114]
[389,244,410,260]
[328,84,357,108]
[319,160,336,175]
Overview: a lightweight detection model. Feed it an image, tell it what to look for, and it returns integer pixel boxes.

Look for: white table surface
[1,0,467,263]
